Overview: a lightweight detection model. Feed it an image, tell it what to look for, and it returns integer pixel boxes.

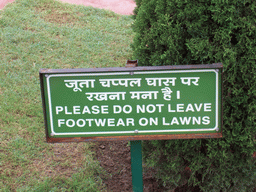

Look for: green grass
[0,0,134,191]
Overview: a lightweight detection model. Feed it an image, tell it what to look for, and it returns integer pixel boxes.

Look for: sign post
[40,63,223,191]
[130,140,143,192]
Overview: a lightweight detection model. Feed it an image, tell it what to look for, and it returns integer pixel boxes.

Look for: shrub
[132,0,256,191]
[133,0,143,18]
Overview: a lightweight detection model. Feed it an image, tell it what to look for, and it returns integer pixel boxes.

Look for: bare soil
[94,141,170,192]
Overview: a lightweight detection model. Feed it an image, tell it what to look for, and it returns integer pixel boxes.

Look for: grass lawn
[0,0,135,191]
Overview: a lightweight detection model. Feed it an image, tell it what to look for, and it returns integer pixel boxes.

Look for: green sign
[40,64,222,142]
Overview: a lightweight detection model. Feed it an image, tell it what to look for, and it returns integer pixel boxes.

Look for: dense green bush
[133,0,143,18]
[132,0,256,191]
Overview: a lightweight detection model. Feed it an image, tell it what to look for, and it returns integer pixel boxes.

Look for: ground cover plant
[132,0,256,191]
[0,0,134,191]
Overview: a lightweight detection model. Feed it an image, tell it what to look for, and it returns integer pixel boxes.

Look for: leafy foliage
[133,0,143,18]
[132,0,256,191]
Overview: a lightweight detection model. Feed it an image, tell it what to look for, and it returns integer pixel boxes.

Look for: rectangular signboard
[40,63,223,142]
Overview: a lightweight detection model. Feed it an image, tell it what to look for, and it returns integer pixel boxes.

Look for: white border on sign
[46,70,219,136]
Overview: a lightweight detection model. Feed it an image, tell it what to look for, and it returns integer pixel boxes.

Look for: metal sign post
[130,140,143,192]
